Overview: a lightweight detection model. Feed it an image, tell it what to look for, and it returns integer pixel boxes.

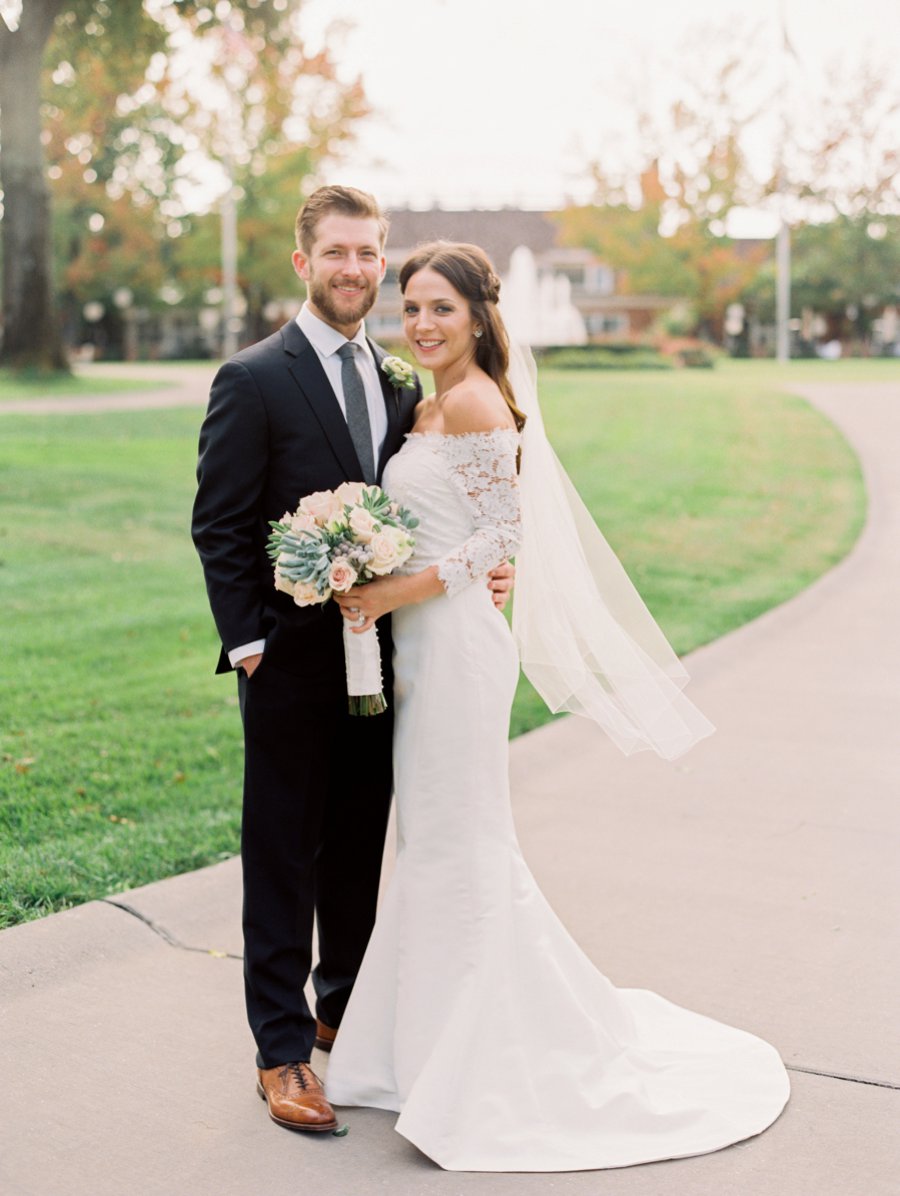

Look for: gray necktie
[337,342,376,484]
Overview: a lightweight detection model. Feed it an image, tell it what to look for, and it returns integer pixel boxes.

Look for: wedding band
[355,614,366,627]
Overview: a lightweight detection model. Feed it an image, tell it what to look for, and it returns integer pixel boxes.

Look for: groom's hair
[295,186,389,254]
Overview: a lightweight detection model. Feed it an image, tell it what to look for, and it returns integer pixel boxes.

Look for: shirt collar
[297,302,369,359]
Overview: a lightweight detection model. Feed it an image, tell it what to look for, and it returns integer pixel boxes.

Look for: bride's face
[402,268,477,373]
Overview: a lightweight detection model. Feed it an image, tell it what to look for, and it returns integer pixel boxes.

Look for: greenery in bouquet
[267,481,418,606]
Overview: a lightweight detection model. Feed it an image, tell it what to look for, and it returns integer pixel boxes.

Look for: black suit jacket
[192,319,421,674]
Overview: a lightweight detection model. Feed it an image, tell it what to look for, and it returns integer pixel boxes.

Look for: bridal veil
[507,336,716,760]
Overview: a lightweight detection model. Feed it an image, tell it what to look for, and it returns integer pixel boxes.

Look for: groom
[192,185,511,1132]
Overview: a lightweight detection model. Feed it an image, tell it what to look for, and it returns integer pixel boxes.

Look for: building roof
[384,208,559,273]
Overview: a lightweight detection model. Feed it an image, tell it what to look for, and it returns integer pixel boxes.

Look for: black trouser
[237,617,394,1068]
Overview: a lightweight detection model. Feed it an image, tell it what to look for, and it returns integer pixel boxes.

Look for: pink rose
[328,559,358,593]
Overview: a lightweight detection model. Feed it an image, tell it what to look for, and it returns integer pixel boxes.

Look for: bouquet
[267,481,418,715]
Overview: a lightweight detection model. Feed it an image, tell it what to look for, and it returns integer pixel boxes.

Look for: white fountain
[501,246,586,348]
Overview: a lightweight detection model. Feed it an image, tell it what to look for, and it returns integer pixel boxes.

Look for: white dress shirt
[229,304,388,668]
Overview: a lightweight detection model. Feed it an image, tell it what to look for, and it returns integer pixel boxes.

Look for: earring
[474,328,483,338]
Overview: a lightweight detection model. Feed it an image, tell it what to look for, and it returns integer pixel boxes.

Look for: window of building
[585,265,615,295]
[587,313,628,335]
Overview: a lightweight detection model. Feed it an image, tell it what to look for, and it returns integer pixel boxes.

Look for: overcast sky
[304,0,900,227]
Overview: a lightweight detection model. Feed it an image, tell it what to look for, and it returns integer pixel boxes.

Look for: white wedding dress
[325,428,789,1172]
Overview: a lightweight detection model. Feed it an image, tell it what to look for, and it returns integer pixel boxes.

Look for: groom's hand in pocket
[238,653,263,678]
[488,561,515,611]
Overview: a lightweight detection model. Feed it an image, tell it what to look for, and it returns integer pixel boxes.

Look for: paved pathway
[1,379,897,1195]
[0,363,211,414]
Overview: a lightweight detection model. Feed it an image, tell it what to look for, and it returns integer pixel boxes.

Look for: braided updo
[398,241,526,432]
[478,269,502,304]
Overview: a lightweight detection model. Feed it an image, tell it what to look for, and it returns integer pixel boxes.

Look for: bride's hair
[398,242,527,432]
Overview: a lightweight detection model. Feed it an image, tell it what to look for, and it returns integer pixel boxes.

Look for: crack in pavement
[784,1064,899,1091]
[102,899,900,1093]
[102,897,243,961]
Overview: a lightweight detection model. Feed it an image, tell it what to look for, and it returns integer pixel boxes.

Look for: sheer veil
[506,334,715,761]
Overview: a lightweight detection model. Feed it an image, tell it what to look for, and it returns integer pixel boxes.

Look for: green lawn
[0,360,874,925]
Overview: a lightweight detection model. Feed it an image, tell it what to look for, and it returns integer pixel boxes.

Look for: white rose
[292,580,327,607]
[381,524,407,547]
[299,490,343,525]
[334,481,366,506]
[368,532,400,575]
[328,559,358,593]
[348,506,378,542]
[288,510,318,533]
[380,524,413,564]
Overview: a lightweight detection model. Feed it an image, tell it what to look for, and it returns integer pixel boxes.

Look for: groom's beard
[308,274,378,329]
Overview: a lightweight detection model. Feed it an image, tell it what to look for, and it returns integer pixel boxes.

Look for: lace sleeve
[435,430,522,598]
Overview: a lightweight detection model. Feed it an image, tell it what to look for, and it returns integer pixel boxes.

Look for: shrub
[538,346,672,370]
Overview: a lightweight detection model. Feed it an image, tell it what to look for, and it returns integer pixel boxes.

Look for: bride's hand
[488,560,515,610]
[336,568,443,633]
[336,576,408,634]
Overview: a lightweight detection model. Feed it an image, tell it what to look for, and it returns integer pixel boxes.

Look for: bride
[329,241,789,1171]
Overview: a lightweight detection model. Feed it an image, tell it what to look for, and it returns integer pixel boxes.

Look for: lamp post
[775,0,799,364]
[221,166,239,360]
[219,16,249,362]
[112,286,136,361]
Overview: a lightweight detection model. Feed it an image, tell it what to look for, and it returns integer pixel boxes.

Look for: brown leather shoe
[315,1018,337,1053]
[256,1061,337,1132]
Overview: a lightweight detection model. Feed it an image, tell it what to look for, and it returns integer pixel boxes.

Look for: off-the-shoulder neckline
[405,427,520,441]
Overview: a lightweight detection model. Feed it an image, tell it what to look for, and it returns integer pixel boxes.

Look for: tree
[556,27,771,339]
[0,1,367,368]
[41,2,177,352]
[557,159,766,341]
[0,0,175,368]
[166,5,368,343]
[791,215,900,345]
[772,54,900,222]
[0,0,70,369]
[741,51,900,350]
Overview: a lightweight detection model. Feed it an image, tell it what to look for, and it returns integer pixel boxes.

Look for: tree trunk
[0,1,69,371]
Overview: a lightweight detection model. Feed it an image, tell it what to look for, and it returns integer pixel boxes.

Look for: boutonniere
[381,355,418,391]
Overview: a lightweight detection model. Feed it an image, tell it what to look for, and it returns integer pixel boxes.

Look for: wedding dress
[324,427,789,1171]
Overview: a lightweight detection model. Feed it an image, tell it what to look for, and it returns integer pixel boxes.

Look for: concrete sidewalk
[0,362,211,415]
[1,381,898,1195]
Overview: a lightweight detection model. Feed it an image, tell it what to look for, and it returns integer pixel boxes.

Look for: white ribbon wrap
[342,622,384,698]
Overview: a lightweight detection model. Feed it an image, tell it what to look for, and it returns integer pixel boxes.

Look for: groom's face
[292,213,386,336]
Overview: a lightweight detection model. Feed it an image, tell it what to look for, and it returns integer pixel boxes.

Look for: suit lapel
[282,321,364,481]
